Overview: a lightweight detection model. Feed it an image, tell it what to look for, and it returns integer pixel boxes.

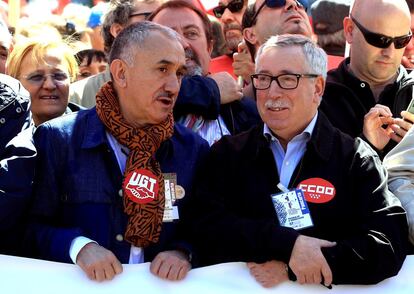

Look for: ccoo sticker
[297,178,336,204]
[123,169,159,204]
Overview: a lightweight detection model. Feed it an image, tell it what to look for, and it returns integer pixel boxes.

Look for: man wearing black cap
[311,0,350,56]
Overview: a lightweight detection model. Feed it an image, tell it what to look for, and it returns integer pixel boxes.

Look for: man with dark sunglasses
[209,0,255,84]
[238,0,313,97]
[320,0,414,157]
[213,0,247,53]
[242,0,312,59]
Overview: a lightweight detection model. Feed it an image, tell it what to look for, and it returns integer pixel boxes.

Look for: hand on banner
[150,250,191,281]
[289,235,336,287]
[247,260,289,288]
[76,243,123,282]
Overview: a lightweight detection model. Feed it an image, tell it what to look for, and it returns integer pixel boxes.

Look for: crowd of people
[1,0,414,289]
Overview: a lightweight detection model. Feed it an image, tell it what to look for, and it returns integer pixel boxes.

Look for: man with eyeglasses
[320,0,414,157]
[187,34,408,288]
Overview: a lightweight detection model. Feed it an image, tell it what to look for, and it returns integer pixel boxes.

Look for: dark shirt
[320,57,414,156]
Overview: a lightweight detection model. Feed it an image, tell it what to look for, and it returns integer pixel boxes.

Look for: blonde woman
[7,39,81,126]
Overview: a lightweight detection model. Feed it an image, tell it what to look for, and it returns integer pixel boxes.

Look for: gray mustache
[265,100,290,109]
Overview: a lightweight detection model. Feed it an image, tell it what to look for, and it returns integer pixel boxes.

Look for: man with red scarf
[26,21,209,282]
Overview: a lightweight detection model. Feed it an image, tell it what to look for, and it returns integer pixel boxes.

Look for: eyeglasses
[251,73,318,90]
[22,72,70,86]
[350,15,412,49]
[250,0,308,27]
[129,12,152,20]
[213,0,244,19]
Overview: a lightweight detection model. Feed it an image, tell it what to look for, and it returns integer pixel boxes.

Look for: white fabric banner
[0,254,413,294]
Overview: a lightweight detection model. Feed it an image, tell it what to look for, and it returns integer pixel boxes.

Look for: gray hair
[255,34,327,80]
[109,21,180,66]
[102,0,136,54]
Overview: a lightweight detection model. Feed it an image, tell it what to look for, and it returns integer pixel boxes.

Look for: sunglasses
[350,15,412,49]
[250,0,308,27]
[213,0,244,19]
[129,12,152,20]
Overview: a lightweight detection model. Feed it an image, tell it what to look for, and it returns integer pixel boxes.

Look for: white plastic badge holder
[271,189,313,230]
[163,173,179,222]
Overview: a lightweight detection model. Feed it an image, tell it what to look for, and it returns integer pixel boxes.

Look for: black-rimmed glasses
[251,73,318,90]
[350,15,412,49]
[213,0,245,18]
[249,0,308,27]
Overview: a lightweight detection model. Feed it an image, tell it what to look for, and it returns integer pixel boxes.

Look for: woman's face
[76,56,107,81]
[19,51,70,126]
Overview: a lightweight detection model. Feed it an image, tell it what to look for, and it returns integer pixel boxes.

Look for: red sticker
[297,178,336,203]
[123,169,159,204]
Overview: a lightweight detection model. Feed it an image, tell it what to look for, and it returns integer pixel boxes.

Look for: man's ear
[110,59,127,88]
[243,27,258,47]
[110,23,125,38]
[313,75,325,105]
[343,17,354,44]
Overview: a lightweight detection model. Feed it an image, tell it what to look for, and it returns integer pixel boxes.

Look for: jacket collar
[331,57,414,91]
[80,107,175,160]
[255,112,334,162]
[81,107,108,149]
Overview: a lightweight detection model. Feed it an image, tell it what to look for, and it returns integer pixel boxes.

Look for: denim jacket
[27,107,209,264]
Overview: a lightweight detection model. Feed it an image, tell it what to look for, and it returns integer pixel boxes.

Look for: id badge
[271,189,313,230]
[163,173,179,222]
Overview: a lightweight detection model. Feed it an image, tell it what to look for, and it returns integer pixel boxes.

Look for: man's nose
[222,8,235,23]
[285,0,301,11]
[165,74,180,94]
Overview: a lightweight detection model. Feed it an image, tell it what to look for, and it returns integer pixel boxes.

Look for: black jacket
[187,112,408,285]
[174,75,260,136]
[320,58,414,156]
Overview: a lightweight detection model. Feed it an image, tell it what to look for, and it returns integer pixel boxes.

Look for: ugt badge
[123,169,159,204]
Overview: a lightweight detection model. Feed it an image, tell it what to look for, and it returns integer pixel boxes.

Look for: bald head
[352,0,410,21]
[345,0,411,87]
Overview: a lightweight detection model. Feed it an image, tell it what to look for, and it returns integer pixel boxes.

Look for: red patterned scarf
[96,81,174,247]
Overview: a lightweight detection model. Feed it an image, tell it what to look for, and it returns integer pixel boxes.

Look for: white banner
[0,254,413,294]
